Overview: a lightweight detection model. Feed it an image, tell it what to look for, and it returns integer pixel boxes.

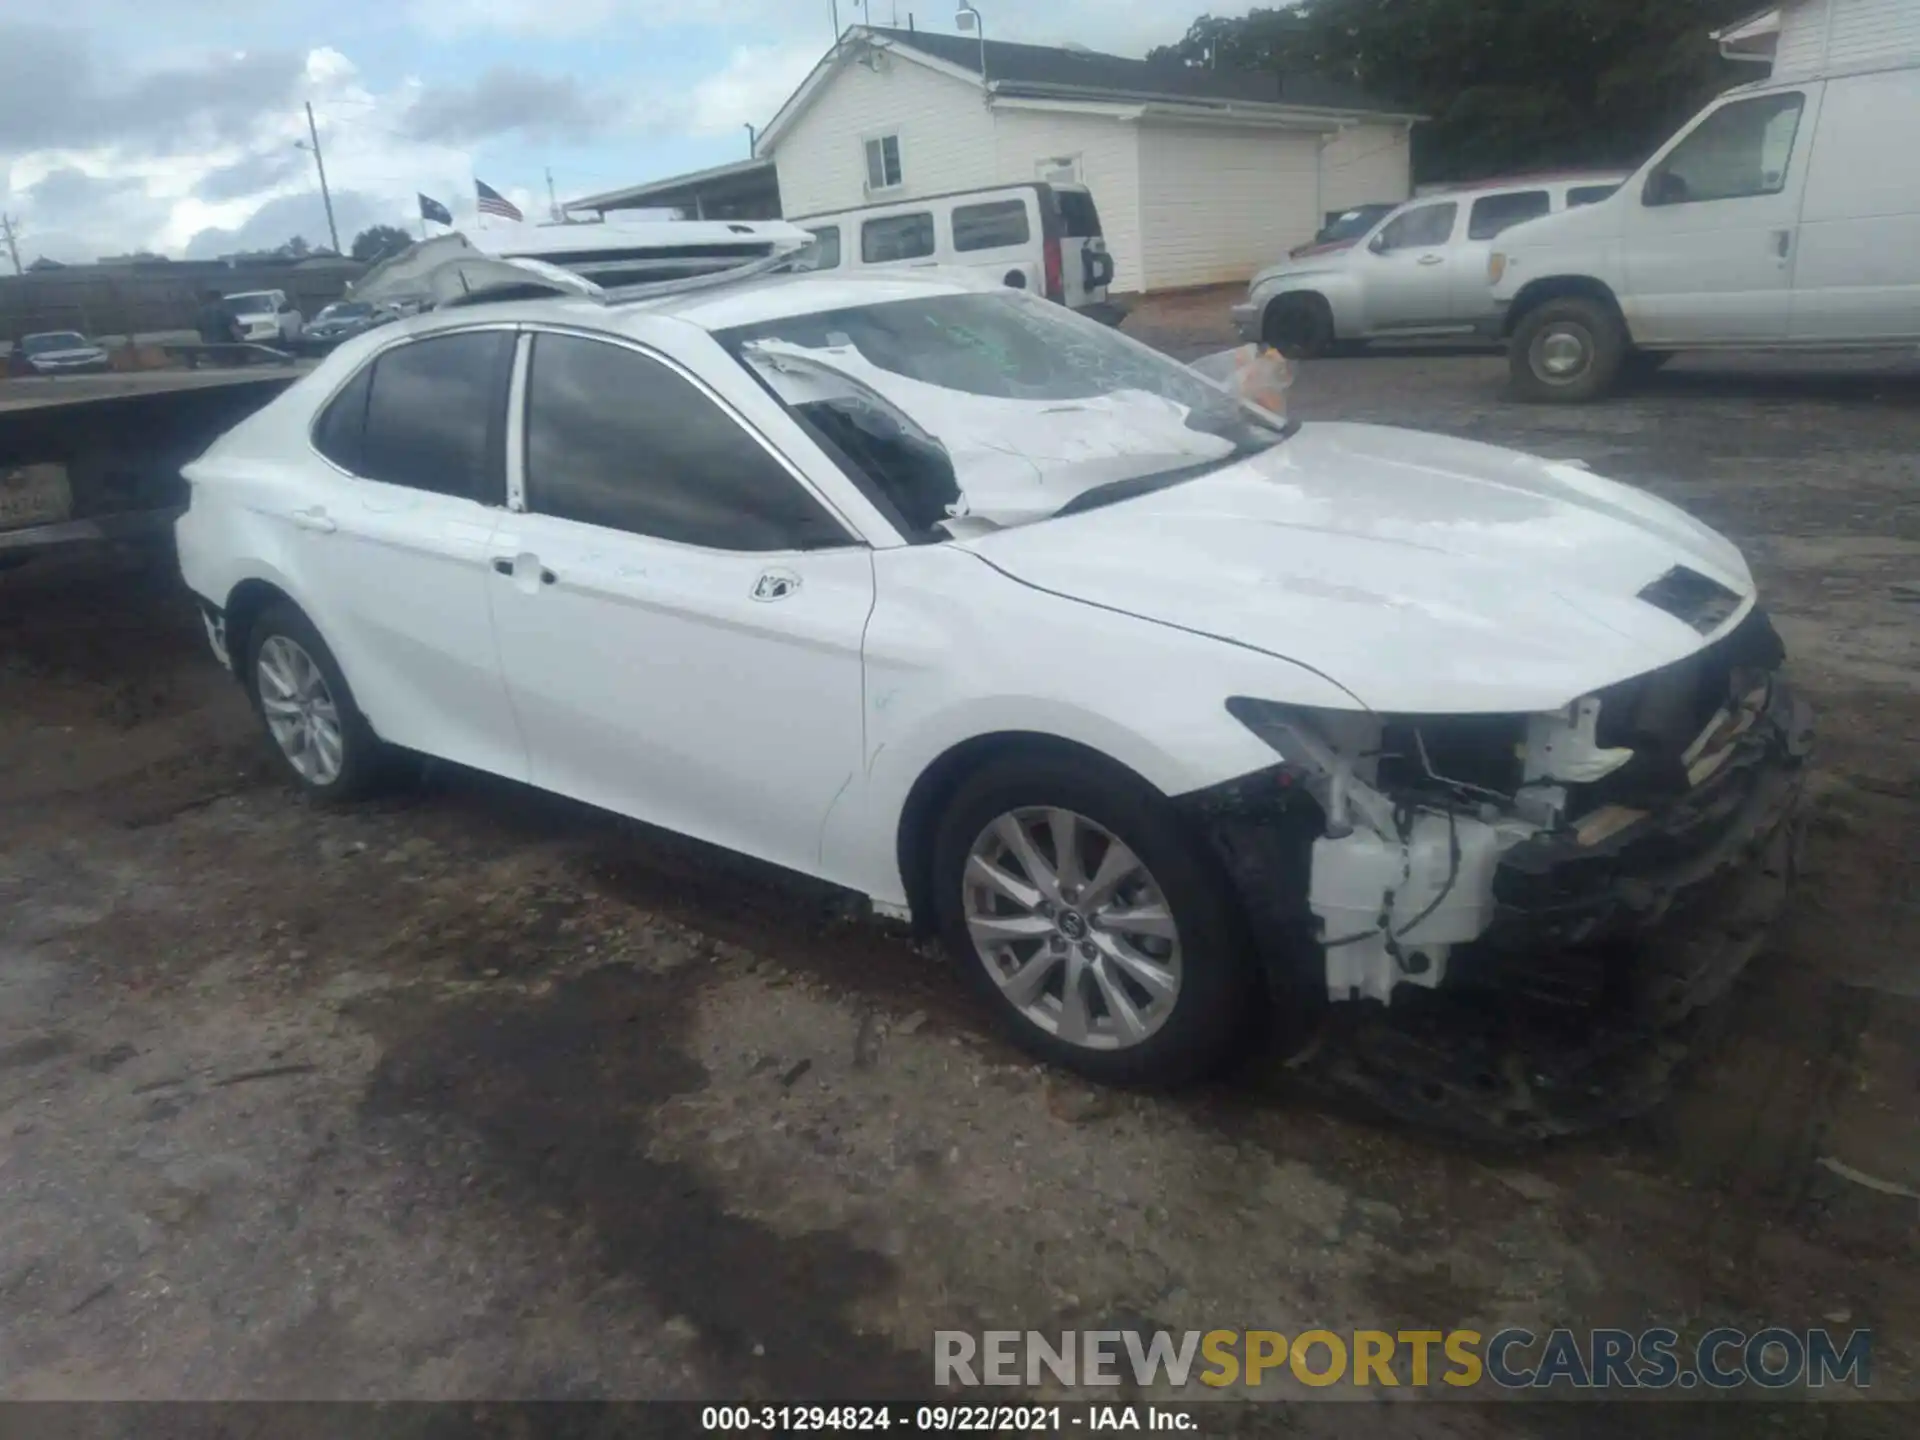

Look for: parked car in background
[1491,61,1920,401]
[792,181,1123,325]
[301,300,394,348]
[225,290,304,345]
[1234,173,1628,357]
[1290,202,1399,258]
[176,258,1808,1103]
[7,331,113,376]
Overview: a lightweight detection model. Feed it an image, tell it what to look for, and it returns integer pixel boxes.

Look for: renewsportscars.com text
[935,1327,1872,1392]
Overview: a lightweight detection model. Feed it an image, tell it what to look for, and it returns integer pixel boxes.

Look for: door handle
[291,506,336,533]
[1417,254,1445,266]
[752,569,801,602]
[492,556,557,585]
[1772,228,1792,259]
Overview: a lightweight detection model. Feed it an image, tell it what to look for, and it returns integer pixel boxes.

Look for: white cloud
[688,42,822,135]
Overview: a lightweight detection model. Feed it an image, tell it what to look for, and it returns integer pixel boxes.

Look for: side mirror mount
[1367,231,1389,255]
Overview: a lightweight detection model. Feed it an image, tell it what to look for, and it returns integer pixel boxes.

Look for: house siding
[774,52,997,219]
[1318,121,1413,218]
[1135,123,1323,290]
[1773,0,1920,76]
[989,108,1146,292]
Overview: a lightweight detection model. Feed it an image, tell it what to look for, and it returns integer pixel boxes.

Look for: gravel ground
[2,299,1917,1424]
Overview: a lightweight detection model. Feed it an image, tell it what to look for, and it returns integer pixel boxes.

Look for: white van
[790,182,1122,324]
[1488,58,1920,400]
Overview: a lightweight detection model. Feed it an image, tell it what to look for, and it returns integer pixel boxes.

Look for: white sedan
[176,270,1809,1104]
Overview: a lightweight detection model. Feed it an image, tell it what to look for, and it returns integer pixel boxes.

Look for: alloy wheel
[962,807,1183,1051]
[256,634,344,785]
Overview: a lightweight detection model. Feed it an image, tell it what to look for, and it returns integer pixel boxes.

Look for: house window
[864,133,903,191]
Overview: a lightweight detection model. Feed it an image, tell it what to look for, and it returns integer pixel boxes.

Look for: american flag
[475,179,524,222]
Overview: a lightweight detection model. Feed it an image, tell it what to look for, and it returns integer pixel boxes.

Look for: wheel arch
[1503,275,1628,338]
[1260,287,1335,341]
[893,731,1166,936]
[222,576,301,681]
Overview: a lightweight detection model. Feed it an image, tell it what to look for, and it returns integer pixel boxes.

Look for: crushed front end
[1183,607,1813,1142]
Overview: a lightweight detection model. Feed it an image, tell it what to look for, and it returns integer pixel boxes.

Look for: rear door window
[862,212,935,263]
[1468,190,1551,239]
[359,331,514,503]
[951,199,1031,252]
[1054,188,1103,238]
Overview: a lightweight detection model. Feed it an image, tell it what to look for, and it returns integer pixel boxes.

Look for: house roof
[756,26,1419,155]
[865,26,1410,116]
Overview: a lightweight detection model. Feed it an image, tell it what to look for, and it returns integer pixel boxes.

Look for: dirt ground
[2,302,1917,1424]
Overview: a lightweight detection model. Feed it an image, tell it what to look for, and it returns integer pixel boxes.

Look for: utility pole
[301,102,341,254]
[0,214,21,276]
[546,167,561,223]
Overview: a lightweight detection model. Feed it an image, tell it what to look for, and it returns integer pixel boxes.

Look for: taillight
[1044,237,1064,302]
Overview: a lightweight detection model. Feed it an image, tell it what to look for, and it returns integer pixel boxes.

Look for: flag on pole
[475,179,524,222]
[418,193,453,226]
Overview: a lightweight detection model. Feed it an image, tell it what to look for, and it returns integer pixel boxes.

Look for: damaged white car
[176,266,1810,1135]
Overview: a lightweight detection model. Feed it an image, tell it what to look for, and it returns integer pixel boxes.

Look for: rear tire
[1263,294,1336,360]
[1509,295,1628,403]
[930,750,1258,1086]
[245,601,388,802]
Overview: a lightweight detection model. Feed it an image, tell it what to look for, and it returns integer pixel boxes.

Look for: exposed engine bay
[1185,606,1814,1140]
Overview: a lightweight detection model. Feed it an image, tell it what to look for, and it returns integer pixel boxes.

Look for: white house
[752,25,1419,293]
[1714,0,1920,72]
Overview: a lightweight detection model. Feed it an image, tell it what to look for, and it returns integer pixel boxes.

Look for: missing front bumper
[1301,680,1812,1141]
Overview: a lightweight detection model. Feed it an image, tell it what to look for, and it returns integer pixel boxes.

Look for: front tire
[1263,294,1336,360]
[245,601,388,801]
[930,751,1257,1085]
[1508,295,1628,403]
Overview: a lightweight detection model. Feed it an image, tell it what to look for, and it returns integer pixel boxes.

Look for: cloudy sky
[0,1,1248,264]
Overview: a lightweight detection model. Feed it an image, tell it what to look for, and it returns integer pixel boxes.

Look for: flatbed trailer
[0,365,315,561]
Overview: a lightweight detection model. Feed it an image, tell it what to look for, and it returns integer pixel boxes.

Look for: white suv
[176,261,1808,1112]
[225,289,304,345]
[1233,174,1626,356]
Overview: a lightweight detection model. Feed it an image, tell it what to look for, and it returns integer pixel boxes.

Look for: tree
[275,234,312,259]
[1150,1,1763,183]
[351,225,415,263]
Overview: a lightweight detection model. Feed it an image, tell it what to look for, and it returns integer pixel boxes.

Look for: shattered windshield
[718,291,1289,536]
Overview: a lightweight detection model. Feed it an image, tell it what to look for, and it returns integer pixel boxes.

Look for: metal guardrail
[161,341,301,369]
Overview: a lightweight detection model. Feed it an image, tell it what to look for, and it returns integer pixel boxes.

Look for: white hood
[959,423,1755,715]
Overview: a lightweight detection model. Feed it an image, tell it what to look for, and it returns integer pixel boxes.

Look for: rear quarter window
[951,199,1031,252]
[1567,183,1621,207]
[1054,188,1103,237]
[804,225,842,269]
[312,364,373,473]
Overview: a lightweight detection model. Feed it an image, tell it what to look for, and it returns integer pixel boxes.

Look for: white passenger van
[790,182,1123,324]
[1489,37,1920,400]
